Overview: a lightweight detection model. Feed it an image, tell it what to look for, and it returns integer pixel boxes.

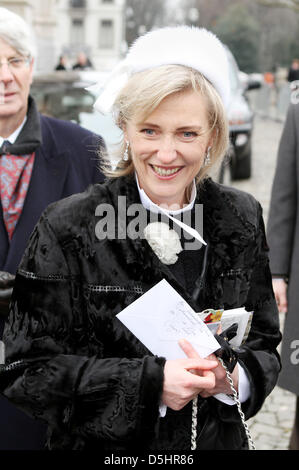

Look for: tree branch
[257,0,299,11]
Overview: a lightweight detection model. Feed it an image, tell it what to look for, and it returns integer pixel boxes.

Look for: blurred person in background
[0,7,105,449]
[267,102,299,450]
[287,59,299,83]
[72,52,93,71]
[55,55,68,71]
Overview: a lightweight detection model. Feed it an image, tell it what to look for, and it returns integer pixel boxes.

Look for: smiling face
[0,37,33,130]
[124,88,213,208]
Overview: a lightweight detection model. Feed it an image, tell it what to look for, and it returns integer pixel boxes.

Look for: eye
[141,129,156,136]
[8,58,25,67]
[182,131,197,139]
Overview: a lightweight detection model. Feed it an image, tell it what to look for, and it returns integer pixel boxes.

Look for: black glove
[214,323,239,373]
[0,271,15,318]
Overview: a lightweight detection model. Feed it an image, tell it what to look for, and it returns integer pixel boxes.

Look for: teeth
[152,165,180,176]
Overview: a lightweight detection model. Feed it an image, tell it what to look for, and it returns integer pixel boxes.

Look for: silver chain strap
[190,357,256,450]
[191,396,198,450]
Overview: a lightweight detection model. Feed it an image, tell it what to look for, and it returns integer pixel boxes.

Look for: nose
[156,136,177,163]
[0,62,14,83]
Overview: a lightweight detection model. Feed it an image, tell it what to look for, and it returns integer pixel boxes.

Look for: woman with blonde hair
[0,26,281,450]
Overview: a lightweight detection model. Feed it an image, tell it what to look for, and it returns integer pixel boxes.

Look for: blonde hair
[100,65,229,182]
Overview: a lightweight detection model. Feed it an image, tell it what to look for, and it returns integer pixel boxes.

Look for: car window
[31,80,123,154]
[62,93,94,107]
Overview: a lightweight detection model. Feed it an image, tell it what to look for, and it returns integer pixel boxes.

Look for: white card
[116,279,220,359]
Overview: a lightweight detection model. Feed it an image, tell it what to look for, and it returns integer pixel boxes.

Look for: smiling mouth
[151,165,182,177]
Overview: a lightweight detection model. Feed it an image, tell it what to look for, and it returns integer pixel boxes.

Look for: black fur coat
[0,175,281,450]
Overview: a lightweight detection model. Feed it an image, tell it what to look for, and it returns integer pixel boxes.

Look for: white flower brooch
[143,222,183,265]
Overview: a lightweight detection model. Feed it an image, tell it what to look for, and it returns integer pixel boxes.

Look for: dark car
[224,48,261,180]
[31,57,260,180]
[31,70,122,156]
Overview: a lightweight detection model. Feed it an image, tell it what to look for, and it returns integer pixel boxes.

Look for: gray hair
[0,8,37,59]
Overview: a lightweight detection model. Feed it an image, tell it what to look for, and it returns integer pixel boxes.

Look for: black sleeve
[0,211,165,446]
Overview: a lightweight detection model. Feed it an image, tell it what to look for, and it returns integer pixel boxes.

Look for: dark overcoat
[0,176,281,450]
[267,103,299,395]
[0,113,105,277]
[0,111,105,449]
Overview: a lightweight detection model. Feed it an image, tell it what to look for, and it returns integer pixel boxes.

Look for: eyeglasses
[0,57,31,70]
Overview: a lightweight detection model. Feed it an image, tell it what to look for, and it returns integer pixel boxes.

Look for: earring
[204,146,211,166]
[123,141,129,162]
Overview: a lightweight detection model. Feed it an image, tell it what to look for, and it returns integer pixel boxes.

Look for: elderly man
[0,8,105,449]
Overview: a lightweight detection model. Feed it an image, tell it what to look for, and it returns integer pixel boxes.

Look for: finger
[205,353,217,361]
[200,391,212,398]
[177,341,218,371]
[273,280,288,312]
[192,359,217,377]
[279,294,288,313]
[216,324,222,334]
[178,338,200,359]
[210,362,226,382]
[179,340,219,369]
[187,370,216,390]
[183,358,218,371]
[276,292,288,312]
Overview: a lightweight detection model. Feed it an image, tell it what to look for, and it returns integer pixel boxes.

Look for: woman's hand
[272,278,288,313]
[178,339,239,398]
[162,355,218,411]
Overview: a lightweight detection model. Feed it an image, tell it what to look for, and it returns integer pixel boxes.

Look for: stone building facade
[0,0,126,72]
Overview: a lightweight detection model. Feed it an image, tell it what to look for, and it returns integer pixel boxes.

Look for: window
[70,0,86,8]
[99,19,114,49]
[71,19,85,45]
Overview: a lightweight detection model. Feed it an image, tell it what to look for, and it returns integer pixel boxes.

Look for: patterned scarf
[0,97,42,240]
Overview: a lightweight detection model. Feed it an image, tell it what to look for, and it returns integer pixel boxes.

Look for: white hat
[94,26,230,114]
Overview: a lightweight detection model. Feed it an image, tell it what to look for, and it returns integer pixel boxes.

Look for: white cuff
[159,404,167,417]
[214,362,251,406]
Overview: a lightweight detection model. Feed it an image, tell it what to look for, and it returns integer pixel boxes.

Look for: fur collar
[98,175,257,309]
